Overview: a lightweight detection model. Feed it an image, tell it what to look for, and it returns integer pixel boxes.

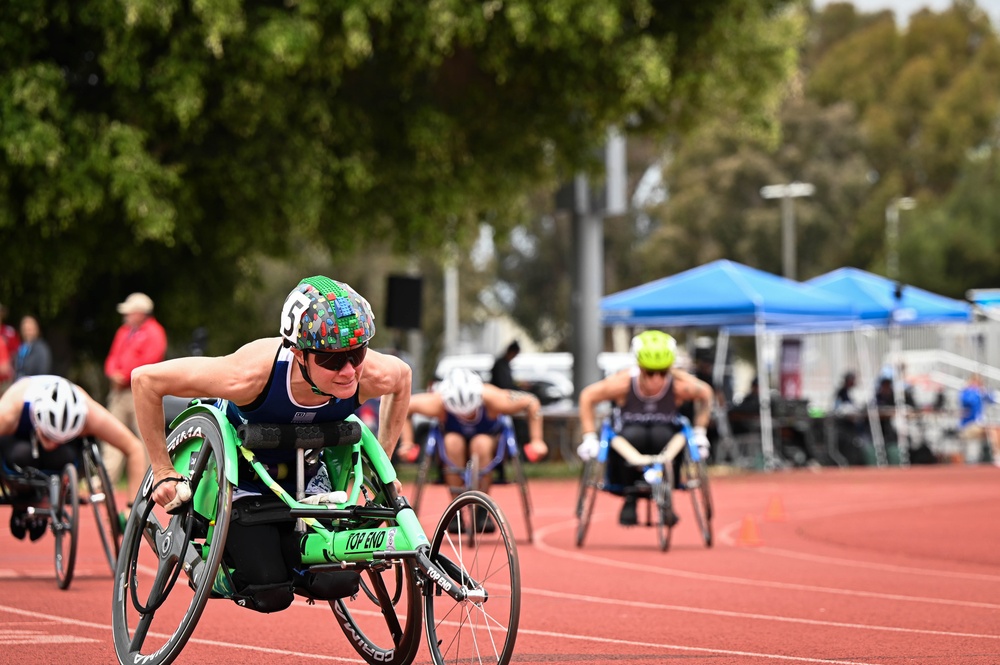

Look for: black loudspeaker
[385,275,423,329]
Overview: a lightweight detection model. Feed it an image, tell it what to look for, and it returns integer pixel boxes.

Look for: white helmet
[29,377,88,444]
[436,368,484,416]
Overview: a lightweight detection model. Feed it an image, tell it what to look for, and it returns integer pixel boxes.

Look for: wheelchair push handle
[237,421,362,450]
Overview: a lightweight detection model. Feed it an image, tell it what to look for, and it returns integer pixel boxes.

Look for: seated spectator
[958,373,1000,465]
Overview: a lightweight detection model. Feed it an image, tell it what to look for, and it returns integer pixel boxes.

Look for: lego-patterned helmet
[279,276,375,351]
[631,330,676,371]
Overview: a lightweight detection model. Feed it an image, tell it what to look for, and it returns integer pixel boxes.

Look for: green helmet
[631,330,676,370]
[279,276,375,351]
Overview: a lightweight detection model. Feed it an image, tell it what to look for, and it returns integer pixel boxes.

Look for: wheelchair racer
[576,331,713,527]
[398,368,547,532]
[0,375,147,539]
[132,276,412,614]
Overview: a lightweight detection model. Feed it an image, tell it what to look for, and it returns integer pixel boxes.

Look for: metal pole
[572,174,602,400]
[443,255,459,356]
[886,203,900,282]
[781,195,796,280]
[760,182,814,281]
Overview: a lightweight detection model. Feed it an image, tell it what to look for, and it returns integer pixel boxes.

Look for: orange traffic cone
[738,514,762,547]
[764,495,787,523]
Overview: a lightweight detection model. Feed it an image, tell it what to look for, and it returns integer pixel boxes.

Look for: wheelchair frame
[575,416,714,552]
[410,415,533,544]
[111,401,521,665]
[0,436,122,589]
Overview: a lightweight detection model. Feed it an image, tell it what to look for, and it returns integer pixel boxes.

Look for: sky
[813,0,1000,25]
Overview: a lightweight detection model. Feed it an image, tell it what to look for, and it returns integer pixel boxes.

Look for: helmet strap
[297,359,336,397]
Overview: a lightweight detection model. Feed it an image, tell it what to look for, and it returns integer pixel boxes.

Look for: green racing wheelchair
[111,399,521,665]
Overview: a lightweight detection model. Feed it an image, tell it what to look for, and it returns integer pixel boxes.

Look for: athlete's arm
[578,370,630,435]
[672,368,714,429]
[80,393,147,502]
[358,350,412,457]
[131,338,274,507]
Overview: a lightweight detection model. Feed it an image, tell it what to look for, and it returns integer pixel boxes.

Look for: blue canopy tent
[600,260,858,468]
[803,267,972,325]
[804,267,973,465]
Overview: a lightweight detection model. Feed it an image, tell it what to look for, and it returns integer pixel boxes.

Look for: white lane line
[0,605,364,663]
[750,546,1000,583]
[522,628,882,665]
[0,600,880,665]
[534,518,1000,610]
[522,586,1000,641]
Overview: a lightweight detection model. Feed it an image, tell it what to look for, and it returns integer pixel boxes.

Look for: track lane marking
[535,517,1000,610]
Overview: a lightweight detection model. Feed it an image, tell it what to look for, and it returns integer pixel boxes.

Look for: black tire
[463,455,480,548]
[425,491,520,665]
[653,470,673,553]
[81,439,122,573]
[112,414,233,665]
[575,460,603,548]
[54,464,80,590]
[506,451,534,544]
[682,454,714,548]
[334,455,422,665]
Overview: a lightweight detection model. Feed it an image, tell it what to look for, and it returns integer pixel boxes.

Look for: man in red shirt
[103,292,167,483]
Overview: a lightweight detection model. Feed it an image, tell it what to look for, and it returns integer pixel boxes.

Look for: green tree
[2,0,802,371]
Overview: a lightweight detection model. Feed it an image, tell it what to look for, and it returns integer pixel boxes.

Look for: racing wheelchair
[575,416,713,552]
[409,415,533,544]
[0,436,123,589]
[112,400,521,665]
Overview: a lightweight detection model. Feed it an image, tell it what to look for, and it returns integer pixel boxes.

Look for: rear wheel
[81,439,122,572]
[425,491,520,665]
[54,464,80,590]
[575,460,603,548]
[334,457,422,665]
[112,414,232,665]
[508,452,534,543]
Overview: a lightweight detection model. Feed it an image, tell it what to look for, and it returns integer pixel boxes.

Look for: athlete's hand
[692,426,710,460]
[150,468,190,511]
[524,440,548,463]
[576,432,599,461]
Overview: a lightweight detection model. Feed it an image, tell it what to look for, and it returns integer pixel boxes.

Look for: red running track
[1,464,999,664]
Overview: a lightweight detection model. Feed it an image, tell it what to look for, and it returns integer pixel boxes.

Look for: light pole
[885,197,917,282]
[760,181,815,280]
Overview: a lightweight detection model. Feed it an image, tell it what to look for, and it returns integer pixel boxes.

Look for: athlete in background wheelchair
[400,368,546,540]
[576,332,714,543]
[0,375,147,586]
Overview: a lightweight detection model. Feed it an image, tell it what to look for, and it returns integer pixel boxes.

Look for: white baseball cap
[116,292,154,315]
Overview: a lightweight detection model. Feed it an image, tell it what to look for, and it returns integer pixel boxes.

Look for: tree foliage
[579,0,1000,314]
[1,0,800,366]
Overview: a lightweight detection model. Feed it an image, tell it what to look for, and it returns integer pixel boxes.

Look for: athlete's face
[639,367,669,391]
[296,345,367,397]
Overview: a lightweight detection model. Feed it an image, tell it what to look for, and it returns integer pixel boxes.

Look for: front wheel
[652,473,674,553]
[54,464,80,590]
[111,414,233,665]
[425,491,520,665]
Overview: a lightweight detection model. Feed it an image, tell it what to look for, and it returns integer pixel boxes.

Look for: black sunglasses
[642,368,669,377]
[309,344,368,371]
